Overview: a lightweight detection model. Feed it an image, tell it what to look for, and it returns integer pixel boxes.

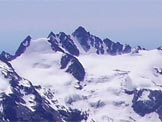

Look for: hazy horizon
[0,0,162,54]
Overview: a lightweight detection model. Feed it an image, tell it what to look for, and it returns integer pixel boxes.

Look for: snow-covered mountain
[1,26,162,122]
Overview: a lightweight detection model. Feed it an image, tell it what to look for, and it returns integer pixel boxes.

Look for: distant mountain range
[0,26,162,122]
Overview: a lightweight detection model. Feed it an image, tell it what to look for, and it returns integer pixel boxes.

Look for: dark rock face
[73,26,132,55]
[61,54,85,81]
[154,68,162,75]
[48,37,65,53]
[0,51,15,61]
[15,36,31,57]
[123,45,132,53]
[0,59,88,122]
[48,31,56,38]
[104,39,131,55]
[90,36,104,54]
[132,46,146,54]
[48,31,80,56]
[104,39,123,55]
[58,32,80,56]
[132,89,162,120]
[72,26,105,54]
[1,94,63,122]
[72,26,91,52]
[157,46,162,50]
[0,36,31,62]
[48,37,85,81]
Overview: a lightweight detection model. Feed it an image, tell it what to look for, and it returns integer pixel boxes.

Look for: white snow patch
[0,61,11,94]
[18,79,31,88]
[71,36,87,54]
[0,74,10,93]
[22,94,36,112]
[138,90,150,101]
[22,40,30,47]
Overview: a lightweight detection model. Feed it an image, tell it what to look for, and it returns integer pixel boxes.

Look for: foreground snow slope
[0,56,88,122]
[9,37,162,121]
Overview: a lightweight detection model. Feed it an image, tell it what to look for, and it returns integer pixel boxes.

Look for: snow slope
[11,38,75,86]
[0,60,12,94]
[9,37,162,121]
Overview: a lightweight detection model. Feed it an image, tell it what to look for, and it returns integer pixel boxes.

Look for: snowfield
[7,37,162,122]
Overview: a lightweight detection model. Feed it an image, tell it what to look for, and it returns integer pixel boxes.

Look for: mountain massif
[0,26,162,122]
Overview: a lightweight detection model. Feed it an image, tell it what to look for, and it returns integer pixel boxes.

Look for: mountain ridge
[1,26,134,61]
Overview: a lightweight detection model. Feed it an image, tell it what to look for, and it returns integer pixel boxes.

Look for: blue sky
[0,0,162,54]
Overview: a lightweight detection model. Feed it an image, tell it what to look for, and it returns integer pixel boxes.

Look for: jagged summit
[15,35,32,57]
[73,26,90,39]
[72,26,91,52]
[73,26,132,55]
[48,26,132,55]
[48,31,56,38]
